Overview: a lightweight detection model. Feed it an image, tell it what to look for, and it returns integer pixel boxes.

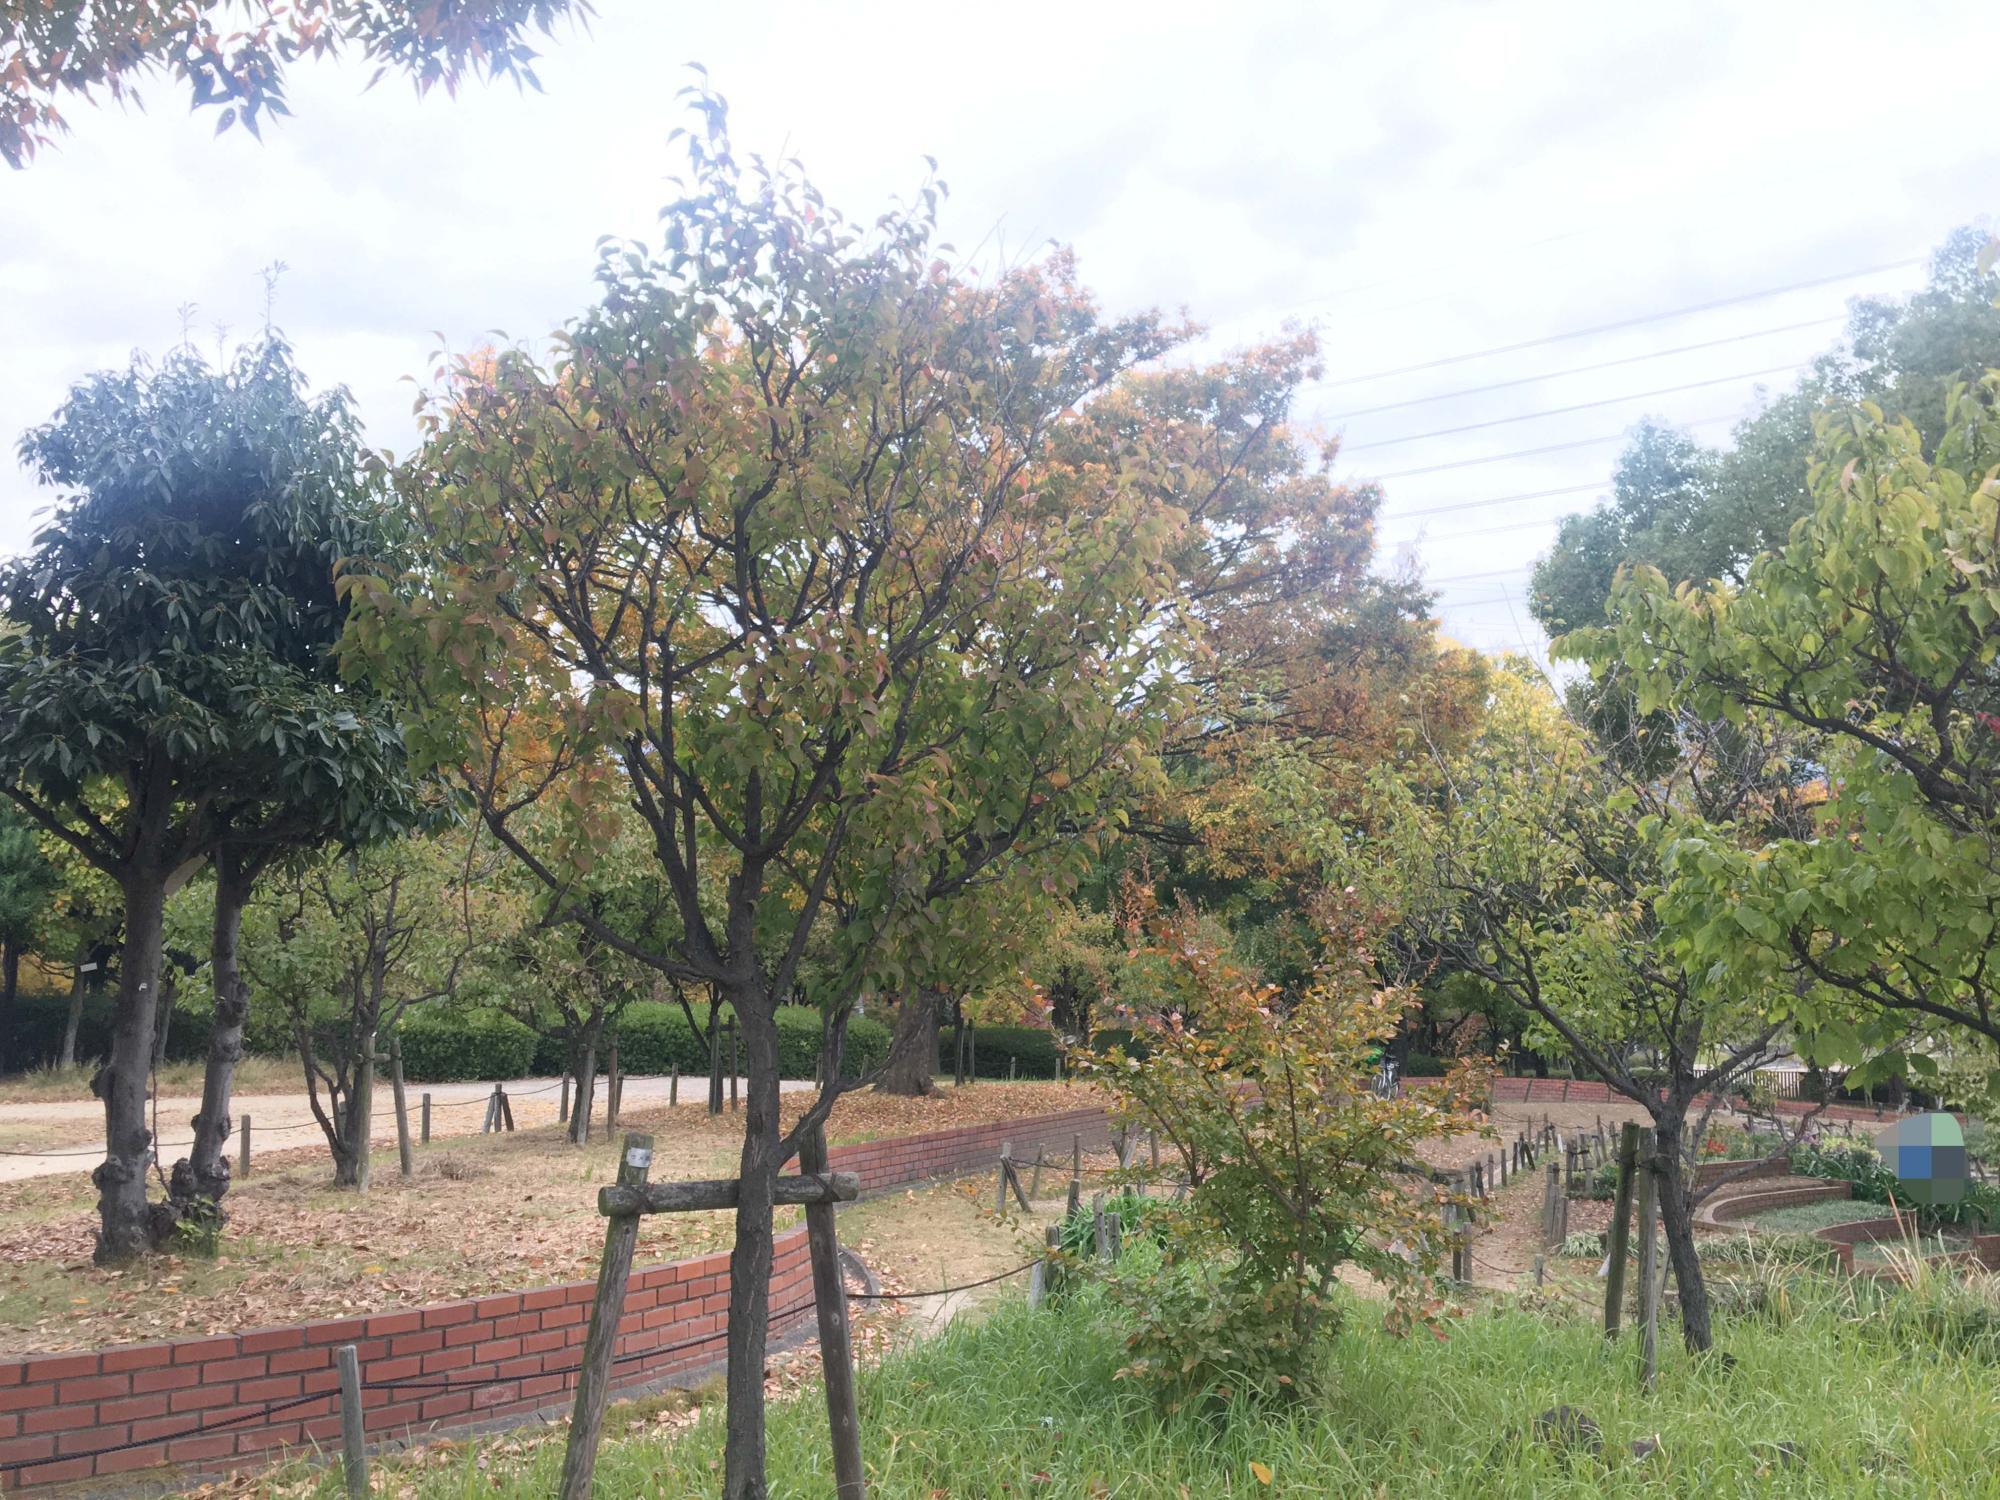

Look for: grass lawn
[242,1267,2000,1499]
[1746,1199,1879,1234]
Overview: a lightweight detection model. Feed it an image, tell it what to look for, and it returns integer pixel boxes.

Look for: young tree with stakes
[347,91,1351,1496]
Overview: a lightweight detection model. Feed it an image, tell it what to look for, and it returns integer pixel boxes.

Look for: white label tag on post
[626,1146,653,1170]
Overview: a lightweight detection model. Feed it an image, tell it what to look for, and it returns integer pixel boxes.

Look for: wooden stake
[1030,1224,1060,1309]
[1065,1177,1081,1217]
[336,1343,366,1500]
[559,1071,571,1125]
[801,1124,865,1499]
[559,1132,654,1500]
[606,1042,622,1132]
[1071,1132,1081,1181]
[238,1114,250,1180]
[390,1036,413,1179]
[997,1144,1013,1214]
[1635,1127,1660,1390]
[1028,1147,1045,1201]
[499,1086,515,1131]
[1604,1121,1640,1338]
[1106,1211,1123,1262]
[670,1065,679,1108]
[421,1092,431,1145]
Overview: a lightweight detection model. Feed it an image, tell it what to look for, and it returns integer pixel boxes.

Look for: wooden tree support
[561,1133,864,1500]
[1603,1121,1640,1338]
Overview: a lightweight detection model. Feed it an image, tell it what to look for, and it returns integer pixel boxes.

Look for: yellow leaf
[362,1264,384,1274]
[1250,1461,1274,1485]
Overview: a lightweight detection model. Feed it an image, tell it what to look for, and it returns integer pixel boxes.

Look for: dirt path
[0,1074,815,1183]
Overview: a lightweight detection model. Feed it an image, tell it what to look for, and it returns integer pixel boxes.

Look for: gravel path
[0,1074,815,1183]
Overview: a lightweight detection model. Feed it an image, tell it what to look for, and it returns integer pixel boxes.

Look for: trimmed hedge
[1402,1051,1447,1078]
[611,1004,889,1081]
[397,1009,539,1082]
[1,989,209,1072]
[942,1024,1061,1079]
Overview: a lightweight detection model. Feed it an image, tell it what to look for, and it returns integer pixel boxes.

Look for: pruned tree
[3,0,592,167]
[0,338,411,1259]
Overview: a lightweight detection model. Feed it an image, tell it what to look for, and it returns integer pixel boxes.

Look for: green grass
[258,1267,2000,1499]
[1747,1199,1880,1234]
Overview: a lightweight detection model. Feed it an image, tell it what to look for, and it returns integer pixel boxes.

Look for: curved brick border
[0,1104,1112,1490]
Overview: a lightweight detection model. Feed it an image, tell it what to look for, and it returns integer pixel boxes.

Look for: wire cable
[1368,411,1741,481]
[1314,256,1920,390]
[1319,316,1842,419]
[1340,361,1804,452]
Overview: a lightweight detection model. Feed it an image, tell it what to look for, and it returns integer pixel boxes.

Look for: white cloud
[3,0,1995,661]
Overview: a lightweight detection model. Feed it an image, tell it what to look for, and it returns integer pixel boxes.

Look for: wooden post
[238,1114,250,1180]
[559,1132,655,1500]
[499,1086,516,1131]
[1066,1177,1081,1217]
[800,1124,865,1499]
[1028,1147,1045,1201]
[1604,1121,1640,1338]
[336,1343,366,1500]
[997,1144,1013,1214]
[1542,1162,1560,1248]
[728,1021,740,1112]
[559,1071,571,1126]
[483,1084,500,1135]
[1030,1224,1059,1309]
[670,1065,679,1108]
[1092,1196,1107,1259]
[421,1092,431,1145]
[1533,1253,1545,1287]
[1636,1128,1660,1390]
[1105,1211,1122,1262]
[391,1036,414,1179]
[1071,1132,1081,1182]
[606,1042,621,1132]
[1009,1056,1017,1082]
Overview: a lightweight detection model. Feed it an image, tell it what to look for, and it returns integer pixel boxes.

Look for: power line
[1423,564,1539,587]
[1315,256,1921,390]
[1369,412,1741,481]
[1381,513,1565,546]
[1341,362,1805,452]
[1380,480,1603,522]
[1319,316,1842,420]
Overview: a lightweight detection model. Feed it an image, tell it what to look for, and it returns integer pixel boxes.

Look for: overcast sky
[4,1,1996,662]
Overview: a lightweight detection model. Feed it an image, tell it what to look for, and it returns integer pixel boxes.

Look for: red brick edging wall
[0,1105,1113,1490]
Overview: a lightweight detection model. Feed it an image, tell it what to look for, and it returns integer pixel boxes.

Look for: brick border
[0,1103,1113,1491]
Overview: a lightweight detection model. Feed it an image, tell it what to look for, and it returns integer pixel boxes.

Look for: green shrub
[397,1009,539,1082]
[1401,1051,1447,1078]
[941,1024,1060,1079]
[1,988,211,1071]
[609,1003,889,1081]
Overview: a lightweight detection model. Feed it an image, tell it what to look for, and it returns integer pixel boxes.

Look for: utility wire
[1381,480,1603,522]
[1369,412,1740,481]
[1319,316,1842,419]
[1314,256,1921,390]
[1341,361,1804,452]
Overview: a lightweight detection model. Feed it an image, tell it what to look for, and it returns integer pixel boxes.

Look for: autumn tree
[0,338,410,1259]
[1578,362,2000,1093]
[344,92,1363,1494]
[3,0,590,167]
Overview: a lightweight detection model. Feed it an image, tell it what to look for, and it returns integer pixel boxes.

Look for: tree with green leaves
[3,0,590,167]
[1354,664,1821,1352]
[346,91,1355,1495]
[1576,360,2000,1098]
[0,338,412,1259]
[1533,226,2000,640]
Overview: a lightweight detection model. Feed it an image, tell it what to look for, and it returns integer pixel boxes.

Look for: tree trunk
[1652,1103,1712,1352]
[569,1010,601,1146]
[92,866,168,1264]
[875,990,941,1097]
[351,1027,376,1194]
[60,945,89,1070]
[173,851,253,1226]
[722,988,781,1500]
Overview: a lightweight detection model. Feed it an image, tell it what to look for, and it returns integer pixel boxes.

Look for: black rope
[847,1258,1041,1300]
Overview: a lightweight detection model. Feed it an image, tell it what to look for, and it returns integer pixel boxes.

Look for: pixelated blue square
[1900,1144,1932,1179]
